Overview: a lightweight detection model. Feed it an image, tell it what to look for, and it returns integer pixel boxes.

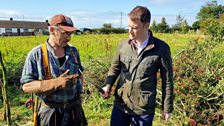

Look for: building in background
[0,18,48,36]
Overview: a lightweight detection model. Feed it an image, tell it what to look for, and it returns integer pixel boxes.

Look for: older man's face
[54,27,73,47]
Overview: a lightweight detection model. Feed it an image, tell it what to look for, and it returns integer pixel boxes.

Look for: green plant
[173,37,224,125]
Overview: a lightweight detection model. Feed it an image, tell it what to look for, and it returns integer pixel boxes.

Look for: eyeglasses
[57,27,73,36]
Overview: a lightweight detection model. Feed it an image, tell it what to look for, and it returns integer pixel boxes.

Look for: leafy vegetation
[197,0,224,20]
[172,38,224,125]
[1,1,223,125]
[150,0,224,34]
[0,33,211,126]
[93,28,127,34]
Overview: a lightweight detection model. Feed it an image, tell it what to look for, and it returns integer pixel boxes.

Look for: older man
[21,14,87,126]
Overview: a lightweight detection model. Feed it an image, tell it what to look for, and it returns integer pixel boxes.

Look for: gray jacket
[105,31,174,115]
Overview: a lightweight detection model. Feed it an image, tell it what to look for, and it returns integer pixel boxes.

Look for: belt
[41,99,81,109]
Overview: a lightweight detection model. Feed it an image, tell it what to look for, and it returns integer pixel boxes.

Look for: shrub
[200,18,224,40]
[93,28,127,34]
[173,38,224,125]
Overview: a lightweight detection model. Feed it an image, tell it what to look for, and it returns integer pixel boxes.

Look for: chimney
[45,20,50,26]
[10,18,13,21]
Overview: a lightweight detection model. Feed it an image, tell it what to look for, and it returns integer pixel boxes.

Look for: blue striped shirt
[20,41,84,103]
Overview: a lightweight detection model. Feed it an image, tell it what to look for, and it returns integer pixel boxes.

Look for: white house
[0,18,48,36]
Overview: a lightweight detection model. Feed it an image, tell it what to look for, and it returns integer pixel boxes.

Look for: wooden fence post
[0,51,11,126]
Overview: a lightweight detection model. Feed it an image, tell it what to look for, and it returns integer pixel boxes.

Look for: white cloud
[0,10,21,17]
[62,10,126,28]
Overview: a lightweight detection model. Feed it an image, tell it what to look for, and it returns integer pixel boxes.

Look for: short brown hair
[128,6,151,24]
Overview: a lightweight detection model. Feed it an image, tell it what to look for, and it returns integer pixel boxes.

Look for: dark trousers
[37,105,87,126]
[110,106,154,126]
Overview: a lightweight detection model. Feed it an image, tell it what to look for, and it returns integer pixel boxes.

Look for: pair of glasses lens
[57,27,73,35]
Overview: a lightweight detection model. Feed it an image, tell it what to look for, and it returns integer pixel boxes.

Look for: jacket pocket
[117,80,132,106]
[138,91,153,108]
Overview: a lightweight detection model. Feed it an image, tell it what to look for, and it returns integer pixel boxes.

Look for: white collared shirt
[134,36,149,55]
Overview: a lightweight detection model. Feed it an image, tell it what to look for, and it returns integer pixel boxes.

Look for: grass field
[0,33,210,126]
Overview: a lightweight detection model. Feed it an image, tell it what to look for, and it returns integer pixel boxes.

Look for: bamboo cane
[33,96,39,126]
[0,51,11,126]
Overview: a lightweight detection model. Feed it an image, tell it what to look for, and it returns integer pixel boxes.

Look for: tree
[103,23,112,28]
[197,0,224,20]
[201,18,224,39]
[176,13,185,27]
[172,13,190,33]
[192,21,200,30]
[150,20,158,32]
[181,20,190,33]
[172,13,184,32]
[157,17,170,33]
[197,0,224,38]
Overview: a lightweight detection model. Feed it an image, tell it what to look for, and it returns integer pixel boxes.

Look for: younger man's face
[128,18,148,40]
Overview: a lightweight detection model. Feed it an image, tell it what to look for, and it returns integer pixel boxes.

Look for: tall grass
[0,33,208,126]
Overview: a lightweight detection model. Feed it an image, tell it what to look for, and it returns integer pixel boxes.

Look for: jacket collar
[128,30,155,51]
[145,30,155,50]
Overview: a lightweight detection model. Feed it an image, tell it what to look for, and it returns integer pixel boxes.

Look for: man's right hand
[53,70,79,89]
[39,70,79,93]
[101,85,111,99]
[161,111,172,121]
[22,70,79,94]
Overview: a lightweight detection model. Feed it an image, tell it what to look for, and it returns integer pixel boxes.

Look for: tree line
[150,0,224,34]
[99,0,223,35]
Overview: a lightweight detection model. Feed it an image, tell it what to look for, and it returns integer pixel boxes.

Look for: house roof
[0,20,48,29]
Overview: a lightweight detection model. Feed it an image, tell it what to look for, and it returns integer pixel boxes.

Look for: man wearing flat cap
[20,14,87,126]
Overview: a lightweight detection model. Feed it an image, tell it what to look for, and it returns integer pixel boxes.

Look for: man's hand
[161,111,172,121]
[101,85,111,99]
[22,69,79,94]
[56,70,79,89]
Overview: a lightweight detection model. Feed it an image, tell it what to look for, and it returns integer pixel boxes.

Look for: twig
[0,51,11,125]
[0,79,2,88]
[207,92,224,101]
[206,81,224,98]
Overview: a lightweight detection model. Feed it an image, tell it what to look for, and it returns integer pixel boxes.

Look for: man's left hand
[161,111,172,121]
[101,85,111,99]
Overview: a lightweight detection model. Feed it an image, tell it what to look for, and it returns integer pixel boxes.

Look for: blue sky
[0,0,223,28]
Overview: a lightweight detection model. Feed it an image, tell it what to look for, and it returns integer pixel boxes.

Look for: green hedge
[93,28,127,34]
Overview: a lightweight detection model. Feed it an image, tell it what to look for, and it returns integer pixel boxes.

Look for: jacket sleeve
[20,48,40,84]
[105,43,122,87]
[159,44,174,113]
